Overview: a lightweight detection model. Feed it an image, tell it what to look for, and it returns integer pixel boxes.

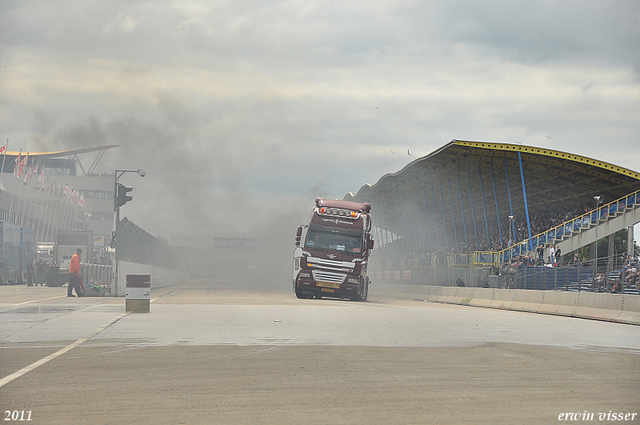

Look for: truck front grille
[312,270,346,284]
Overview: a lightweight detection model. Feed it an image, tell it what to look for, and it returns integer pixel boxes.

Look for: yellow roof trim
[452,140,640,181]
[4,145,118,158]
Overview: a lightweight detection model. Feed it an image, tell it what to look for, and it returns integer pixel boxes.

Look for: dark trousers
[68,274,82,296]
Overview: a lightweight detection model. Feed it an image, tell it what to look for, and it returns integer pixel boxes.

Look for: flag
[38,169,45,189]
[63,184,78,204]
[24,161,37,184]
[78,194,87,208]
[16,155,28,178]
[0,143,6,155]
[13,151,21,176]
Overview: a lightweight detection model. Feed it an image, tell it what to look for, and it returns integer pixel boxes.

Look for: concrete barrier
[488,289,515,310]
[538,291,579,317]
[369,283,639,325]
[469,288,494,308]
[453,287,475,305]
[619,295,640,324]
[437,287,459,304]
[425,286,443,302]
[510,290,545,313]
[574,292,624,322]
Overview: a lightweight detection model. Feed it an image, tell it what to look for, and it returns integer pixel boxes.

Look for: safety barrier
[80,263,112,287]
[371,283,640,325]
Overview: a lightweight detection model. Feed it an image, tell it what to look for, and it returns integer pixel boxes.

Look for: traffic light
[116,183,133,208]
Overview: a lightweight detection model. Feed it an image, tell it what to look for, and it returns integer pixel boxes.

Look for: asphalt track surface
[1,279,639,425]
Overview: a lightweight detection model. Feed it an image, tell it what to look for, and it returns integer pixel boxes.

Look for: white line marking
[0,311,131,388]
[0,295,66,309]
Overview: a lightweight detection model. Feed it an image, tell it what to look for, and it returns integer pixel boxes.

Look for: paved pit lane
[1,280,639,425]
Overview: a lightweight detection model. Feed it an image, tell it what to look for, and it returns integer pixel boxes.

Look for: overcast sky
[1,1,639,239]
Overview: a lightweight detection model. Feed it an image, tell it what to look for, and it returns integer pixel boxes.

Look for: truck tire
[294,279,309,299]
[362,279,369,301]
[353,278,369,302]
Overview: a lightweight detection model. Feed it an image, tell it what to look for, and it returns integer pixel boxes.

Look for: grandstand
[345,140,640,292]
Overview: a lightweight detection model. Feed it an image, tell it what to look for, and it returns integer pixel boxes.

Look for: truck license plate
[318,282,340,288]
[321,288,335,293]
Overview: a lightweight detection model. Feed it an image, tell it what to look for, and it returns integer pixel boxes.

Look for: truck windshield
[304,224,363,255]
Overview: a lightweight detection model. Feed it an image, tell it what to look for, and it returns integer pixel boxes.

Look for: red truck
[293,197,374,301]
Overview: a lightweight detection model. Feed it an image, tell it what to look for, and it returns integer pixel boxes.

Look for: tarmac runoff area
[0,280,639,425]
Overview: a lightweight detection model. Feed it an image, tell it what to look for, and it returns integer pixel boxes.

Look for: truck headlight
[347,278,359,284]
[299,272,311,278]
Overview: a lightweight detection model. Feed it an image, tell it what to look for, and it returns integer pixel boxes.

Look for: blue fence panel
[517,267,594,290]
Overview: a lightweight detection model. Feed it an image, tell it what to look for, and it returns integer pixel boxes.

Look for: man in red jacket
[68,248,83,297]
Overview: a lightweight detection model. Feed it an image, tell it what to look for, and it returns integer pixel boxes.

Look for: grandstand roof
[345,140,640,250]
[5,145,118,158]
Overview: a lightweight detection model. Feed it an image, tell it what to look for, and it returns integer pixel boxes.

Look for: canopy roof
[345,140,640,251]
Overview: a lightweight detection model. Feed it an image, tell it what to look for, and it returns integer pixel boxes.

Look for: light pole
[113,169,146,296]
[593,195,602,279]
[508,215,514,263]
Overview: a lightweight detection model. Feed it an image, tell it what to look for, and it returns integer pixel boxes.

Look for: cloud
[0,0,638,238]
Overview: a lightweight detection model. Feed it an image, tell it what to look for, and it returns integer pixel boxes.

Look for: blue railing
[474,189,639,266]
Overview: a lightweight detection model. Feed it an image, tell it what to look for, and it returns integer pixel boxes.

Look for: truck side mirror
[368,238,375,250]
[295,227,303,246]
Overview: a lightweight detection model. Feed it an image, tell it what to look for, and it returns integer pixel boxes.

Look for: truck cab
[293,198,374,301]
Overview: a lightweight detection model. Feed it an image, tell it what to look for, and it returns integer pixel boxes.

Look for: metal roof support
[504,157,517,244]
[385,201,395,251]
[407,194,417,254]
[518,152,534,251]
[406,193,417,252]
[439,181,450,252]
[422,187,433,251]
[457,175,469,249]
[468,170,479,248]
[73,154,86,176]
[401,194,410,254]
[386,201,397,255]
[372,207,381,247]
[410,193,420,253]
[478,165,491,248]
[490,162,504,246]
[448,180,458,250]
[414,191,428,252]
[411,193,423,253]
[380,202,389,247]
[377,209,385,248]
[430,182,441,245]
[402,198,412,255]
[394,202,407,257]
[87,149,106,174]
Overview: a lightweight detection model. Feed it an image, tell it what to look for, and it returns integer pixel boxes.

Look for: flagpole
[43,176,54,241]
[45,181,56,242]
[16,155,30,227]
[48,181,61,242]
[0,139,9,191]
[36,168,47,241]
[8,148,22,225]
[0,139,7,222]
[23,161,36,231]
